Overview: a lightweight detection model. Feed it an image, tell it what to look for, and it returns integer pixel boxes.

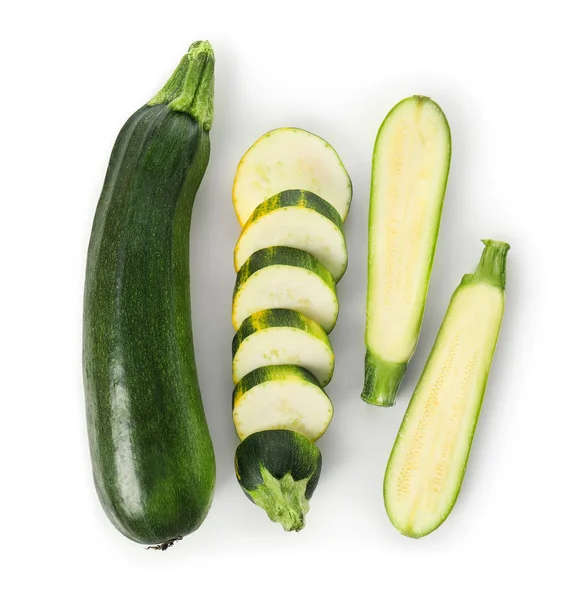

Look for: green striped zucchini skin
[246,189,345,227]
[233,246,336,295]
[83,43,216,546]
[231,309,331,359]
[231,309,335,387]
[235,430,322,531]
[232,364,322,409]
[232,362,333,442]
[235,189,348,280]
[232,246,338,332]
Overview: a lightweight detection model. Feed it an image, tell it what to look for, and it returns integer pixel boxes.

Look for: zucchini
[363,96,451,407]
[232,247,338,332]
[234,189,348,281]
[232,365,333,442]
[232,309,334,386]
[384,240,509,538]
[235,430,322,532]
[232,127,352,225]
[82,42,216,547]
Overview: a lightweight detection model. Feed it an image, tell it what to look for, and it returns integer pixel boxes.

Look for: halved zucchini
[363,95,451,407]
[232,309,334,386]
[232,365,333,442]
[232,127,352,225]
[384,240,509,538]
[232,247,338,332]
[234,189,348,281]
[235,430,322,532]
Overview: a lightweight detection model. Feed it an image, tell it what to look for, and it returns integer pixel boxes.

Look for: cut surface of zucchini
[235,189,348,281]
[384,240,509,538]
[233,127,352,225]
[363,95,451,407]
[232,365,333,442]
[232,247,338,332]
[232,309,334,386]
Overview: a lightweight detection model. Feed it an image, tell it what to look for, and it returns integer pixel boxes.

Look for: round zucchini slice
[232,365,334,442]
[232,247,338,332]
[232,127,352,225]
[232,309,335,386]
[234,189,348,281]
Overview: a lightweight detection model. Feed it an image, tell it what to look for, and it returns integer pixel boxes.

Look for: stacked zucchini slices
[232,128,351,531]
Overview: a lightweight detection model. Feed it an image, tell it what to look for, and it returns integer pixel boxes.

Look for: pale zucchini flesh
[232,309,334,386]
[232,247,338,332]
[384,240,509,538]
[363,95,451,407]
[235,189,348,281]
[233,127,352,225]
[232,365,334,442]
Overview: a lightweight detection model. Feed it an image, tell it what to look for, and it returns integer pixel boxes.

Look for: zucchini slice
[232,247,338,332]
[235,189,348,281]
[232,127,352,225]
[235,430,322,532]
[384,240,509,538]
[363,95,451,407]
[232,309,335,386]
[232,365,334,442]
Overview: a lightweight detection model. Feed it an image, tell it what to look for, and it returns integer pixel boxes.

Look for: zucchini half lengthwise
[384,240,509,538]
[363,96,451,407]
[83,42,216,548]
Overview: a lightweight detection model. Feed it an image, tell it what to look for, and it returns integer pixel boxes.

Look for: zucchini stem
[146,537,182,551]
[362,351,407,407]
[464,239,510,289]
[246,466,311,532]
[148,40,214,130]
[147,54,191,106]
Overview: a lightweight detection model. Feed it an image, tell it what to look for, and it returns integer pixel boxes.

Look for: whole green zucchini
[83,42,216,548]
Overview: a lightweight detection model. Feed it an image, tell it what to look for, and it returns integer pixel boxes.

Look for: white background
[2,0,570,597]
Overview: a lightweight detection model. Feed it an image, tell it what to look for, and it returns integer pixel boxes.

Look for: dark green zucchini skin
[235,430,322,531]
[83,43,216,546]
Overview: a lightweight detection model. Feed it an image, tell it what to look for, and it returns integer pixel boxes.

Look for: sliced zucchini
[235,189,348,281]
[232,127,352,225]
[235,430,322,532]
[232,365,333,442]
[363,95,451,407]
[232,247,338,332]
[232,309,334,386]
[384,240,509,538]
